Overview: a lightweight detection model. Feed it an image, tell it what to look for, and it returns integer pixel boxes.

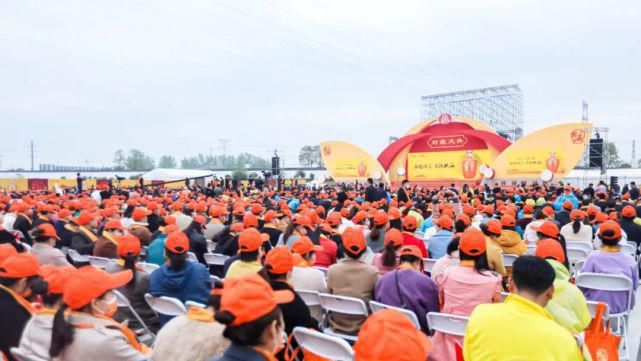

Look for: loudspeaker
[271,156,280,175]
[589,138,603,168]
[610,176,618,187]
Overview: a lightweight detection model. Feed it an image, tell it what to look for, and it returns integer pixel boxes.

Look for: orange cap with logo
[264,246,302,274]
[216,274,294,326]
[117,234,141,257]
[342,227,367,254]
[354,309,432,361]
[37,224,60,240]
[599,220,622,241]
[384,228,403,247]
[238,229,269,253]
[63,266,132,310]
[0,253,40,278]
[39,265,75,294]
[292,236,323,255]
[532,221,559,238]
[165,231,190,254]
[535,238,566,263]
[459,228,487,256]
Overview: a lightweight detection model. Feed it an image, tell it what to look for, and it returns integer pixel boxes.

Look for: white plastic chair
[204,253,229,266]
[186,252,198,263]
[565,241,593,254]
[369,300,421,329]
[144,293,187,316]
[185,301,207,309]
[566,247,590,264]
[67,249,90,264]
[210,275,221,287]
[313,266,329,278]
[297,289,322,308]
[318,293,368,342]
[88,256,115,269]
[525,244,536,255]
[10,347,39,361]
[426,312,469,337]
[621,242,636,258]
[585,300,610,324]
[502,254,519,267]
[576,272,634,359]
[113,289,156,339]
[138,262,160,273]
[206,240,216,253]
[422,258,438,273]
[292,327,354,361]
[573,259,585,279]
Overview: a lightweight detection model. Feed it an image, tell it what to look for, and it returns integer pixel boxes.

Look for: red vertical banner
[96,179,110,190]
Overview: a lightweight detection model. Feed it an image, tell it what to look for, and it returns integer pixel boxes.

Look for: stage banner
[491,123,592,180]
[320,141,389,183]
[408,150,494,181]
[0,179,28,191]
[28,179,49,191]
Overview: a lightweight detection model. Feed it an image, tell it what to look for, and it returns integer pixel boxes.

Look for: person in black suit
[397,179,411,204]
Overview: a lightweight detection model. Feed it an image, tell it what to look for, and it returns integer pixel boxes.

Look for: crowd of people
[0,176,639,360]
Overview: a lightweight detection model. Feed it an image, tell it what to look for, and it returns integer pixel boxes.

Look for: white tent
[141,168,214,181]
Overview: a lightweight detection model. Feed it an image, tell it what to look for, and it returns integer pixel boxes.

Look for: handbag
[584,302,620,361]
[394,270,409,309]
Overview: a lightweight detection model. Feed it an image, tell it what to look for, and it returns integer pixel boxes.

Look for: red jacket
[402,232,427,258]
[315,236,338,267]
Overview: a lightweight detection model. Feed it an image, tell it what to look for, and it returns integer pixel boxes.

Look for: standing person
[210,274,291,361]
[560,210,593,243]
[364,178,377,203]
[463,256,583,360]
[397,180,411,204]
[371,228,403,276]
[48,266,150,361]
[149,231,212,325]
[30,224,71,267]
[581,220,638,314]
[0,253,44,361]
[76,173,83,193]
[400,216,428,257]
[374,245,439,333]
[290,237,327,322]
[430,228,502,361]
[327,227,379,336]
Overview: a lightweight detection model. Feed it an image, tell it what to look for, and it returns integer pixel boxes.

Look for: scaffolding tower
[421,84,524,141]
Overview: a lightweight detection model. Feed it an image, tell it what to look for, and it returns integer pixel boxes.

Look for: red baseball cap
[264,246,301,274]
[535,238,566,263]
[532,221,560,238]
[291,236,323,255]
[165,231,190,254]
[117,234,141,257]
[459,228,487,256]
[384,228,403,247]
[63,266,132,310]
[37,223,60,240]
[599,220,622,241]
[342,227,367,254]
[0,253,40,278]
[217,274,294,326]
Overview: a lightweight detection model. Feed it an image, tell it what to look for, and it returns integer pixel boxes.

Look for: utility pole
[218,139,230,157]
[582,101,589,122]
[30,140,35,171]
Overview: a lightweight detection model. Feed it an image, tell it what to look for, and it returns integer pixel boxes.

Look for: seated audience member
[30,224,71,267]
[210,274,292,361]
[225,229,269,279]
[93,218,126,259]
[479,220,507,276]
[327,227,379,336]
[49,266,150,361]
[581,220,638,314]
[431,237,460,282]
[146,223,179,266]
[365,210,389,253]
[149,231,212,325]
[464,256,583,360]
[427,215,454,259]
[560,210,593,243]
[400,216,428,257]
[371,228,403,276]
[290,237,327,321]
[495,215,526,255]
[375,245,439,333]
[353,309,432,361]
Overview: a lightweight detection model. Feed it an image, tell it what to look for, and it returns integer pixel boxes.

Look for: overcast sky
[1,0,640,170]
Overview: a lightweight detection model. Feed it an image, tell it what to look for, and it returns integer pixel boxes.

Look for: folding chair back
[565,241,593,254]
[185,301,207,309]
[292,327,354,361]
[113,289,156,338]
[525,244,536,255]
[576,272,633,315]
[67,249,89,264]
[313,266,329,278]
[621,242,636,257]
[585,300,610,324]
[422,258,438,273]
[138,262,160,273]
[10,347,40,361]
[297,289,322,307]
[369,300,420,329]
[318,294,368,316]
[426,312,469,337]
[88,256,114,269]
[566,247,590,264]
[502,254,519,267]
[144,293,187,316]
[186,252,198,263]
[204,253,229,266]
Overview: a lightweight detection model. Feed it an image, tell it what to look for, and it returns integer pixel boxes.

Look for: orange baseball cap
[388,207,402,220]
[58,208,73,219]
[500,215,516,228]
[532,221,559,238]
[209,206,224,218]
[117,234,141,257]
[164,215,177,225]
[39,265,75,294]
[456,214,471,226]
[172,201,184,211]
[250,204,264,215]
[243,214,258,228]
[165,231,190,254]
[599,220,622,241]
[587,206,599,217]
[373,210,389,226]
[485,219,502,235]
[0,253,40,278]
[593,212,608,224]
[354,309,432,361]
[522,204,534,214]
[459,228,487,256]
[294,215,311,227]
[104,219,125,231]
[238,229,268,253]
[102,207,121,218]
[342,227,367,254]
[622,205,637,218]
[352,210,368,224]
[163,224,179,234]
[292,236,323,255]
[399,245,422,259]
[384,228,403,247]
[482,205,494,215]
[570,209,585,221]
[230,223,245,232]
[0,244,18,264]
[63,266,132,310]
[437,215,453,230]
[132,207,151,221]
[193,215,206,226]
[263,210,277,223]
[326,212,342,226]
[264,246,301,274]
[217,274,294,326]
[541,206,555,217]
[535,238,566,263]
[402,215,417,230]
[73,211,95,226]
[37,223,60,240]
[562,201,574,211]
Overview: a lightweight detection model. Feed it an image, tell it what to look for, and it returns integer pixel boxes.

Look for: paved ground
[628,288,640,360]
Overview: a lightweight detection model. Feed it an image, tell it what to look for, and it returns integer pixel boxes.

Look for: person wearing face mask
[30,224,71,267]
[49,266,150,361]
[290,237,327,322]
[93,219,126,259]
[70,211,99,255]
[0,253,46,361]
[397,179,411,204]
[210,274,292,361]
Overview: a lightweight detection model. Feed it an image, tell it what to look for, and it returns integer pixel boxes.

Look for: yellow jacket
[495,229,526,255]
[545,259,592,334]
[464,294,583,361]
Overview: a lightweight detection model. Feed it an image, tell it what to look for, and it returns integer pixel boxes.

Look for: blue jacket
[210,344,269,361]
[149,261,211,325]
[146,234,167,266]
[553,194,579,211]
[428,230,453,259]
